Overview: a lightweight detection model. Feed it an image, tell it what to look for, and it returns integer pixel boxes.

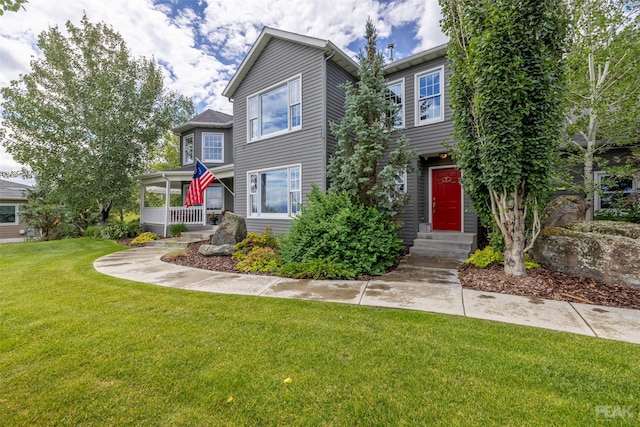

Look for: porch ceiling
[137,164,234,186]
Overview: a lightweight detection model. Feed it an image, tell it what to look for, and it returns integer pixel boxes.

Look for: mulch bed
[119,239,640,310]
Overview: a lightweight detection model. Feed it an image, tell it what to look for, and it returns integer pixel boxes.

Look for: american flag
[185,160,215,207]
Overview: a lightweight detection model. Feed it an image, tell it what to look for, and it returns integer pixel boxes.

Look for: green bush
[236,247,283,273]
[100,221,140,240]
[169,223,188,237]
[275,259,356,280]
[131,232,159,245]
[467,246,540,269]
[84,225,103,239]
[233,226,280,261]
[280,187,403,277]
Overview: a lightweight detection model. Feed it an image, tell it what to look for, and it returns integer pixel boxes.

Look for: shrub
[84,225,103,239]
[169,223,188,237]
[100,221,139,240]
[233,226,280,261]
[280,187,403,277]
[466,246,540,269]
[275,259,356,280]
[131,232,159,245]
[236,247,283,273]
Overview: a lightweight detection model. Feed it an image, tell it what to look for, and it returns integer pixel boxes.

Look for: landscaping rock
[533,221,640,289]
[542,195,586,228]
[198,244,236,256]
[210,212,247,246]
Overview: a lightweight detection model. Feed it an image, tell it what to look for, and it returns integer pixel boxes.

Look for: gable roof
[222,26,358,99]
[172,109,233,134]
[383,43,448,75]
[0,179,32,200]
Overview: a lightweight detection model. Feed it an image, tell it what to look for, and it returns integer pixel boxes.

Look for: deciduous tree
[440,0,568,276]
[0,14,194,222]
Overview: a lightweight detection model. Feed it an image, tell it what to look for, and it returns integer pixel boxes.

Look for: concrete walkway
[94,247,640,345]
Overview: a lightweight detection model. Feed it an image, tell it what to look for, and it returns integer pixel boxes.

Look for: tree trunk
[584,135,595,221]
[503,233,527,276]
[99,200,113,224]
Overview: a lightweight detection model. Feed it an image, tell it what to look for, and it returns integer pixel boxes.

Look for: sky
[0,0,448,184]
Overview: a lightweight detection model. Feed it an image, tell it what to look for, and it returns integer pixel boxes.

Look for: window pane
[249,97,257,118]
[290,167,300,191]
[387,82,403,126]
[0,205,16,223]
[291,191,301,214]
[184,135,194,163]
[260,169,288,213]
[291,104,301,128]
[206,186,223,210]
[250,194,258,214]
[203,134,223,161]
[289,79,300,104]
[261,84,289,136]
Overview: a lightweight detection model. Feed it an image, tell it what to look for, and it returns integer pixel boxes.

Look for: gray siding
[232,38,328,235]
[179,127,233,170]
[325,59,357,183]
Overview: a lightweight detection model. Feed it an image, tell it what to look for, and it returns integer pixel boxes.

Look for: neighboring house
[138,109,234,237]
[0,179,34,242]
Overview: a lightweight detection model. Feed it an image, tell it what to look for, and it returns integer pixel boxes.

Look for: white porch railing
[141,207,204,225]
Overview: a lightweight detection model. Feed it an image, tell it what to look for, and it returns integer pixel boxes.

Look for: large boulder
[198,244,236,256]
[210,212,247,246]
[542,195,586,228]
[532,221,640,288]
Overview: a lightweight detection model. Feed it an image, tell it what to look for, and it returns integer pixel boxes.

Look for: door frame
[428,165,465,232]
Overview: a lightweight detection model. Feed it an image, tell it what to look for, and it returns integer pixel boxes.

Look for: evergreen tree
[327,18,416,217]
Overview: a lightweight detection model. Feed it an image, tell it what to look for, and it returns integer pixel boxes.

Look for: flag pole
[196,158,235,197]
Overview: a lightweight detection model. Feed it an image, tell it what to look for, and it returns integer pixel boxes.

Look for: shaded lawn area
[1,239,639,426]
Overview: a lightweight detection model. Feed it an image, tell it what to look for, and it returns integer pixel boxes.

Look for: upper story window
[248,164,301,218]
[415,66,444,125]
[0,204,18,225]
[183,134,194,165]
[248,75,302,142]
[203,133,224,163]
[387,79,405,128]
[595,172,638,211]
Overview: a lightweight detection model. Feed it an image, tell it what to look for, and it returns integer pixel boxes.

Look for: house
[140,27,481,257]
[137,109,234,237]
[0,179,34,242]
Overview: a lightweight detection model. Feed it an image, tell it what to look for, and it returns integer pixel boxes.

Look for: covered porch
[137,164,234,237]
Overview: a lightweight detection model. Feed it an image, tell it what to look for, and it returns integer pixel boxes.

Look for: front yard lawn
[1,239,638,425]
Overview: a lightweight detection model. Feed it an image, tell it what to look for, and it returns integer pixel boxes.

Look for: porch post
[163,176,170,237]
[139,183,145,230]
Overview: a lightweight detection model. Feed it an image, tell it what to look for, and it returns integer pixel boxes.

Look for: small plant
[233,226,280,261]
[131,232,159,245]
[276,259,356,280]
[467,246,540,269]
[100,221,140,240]
[236,247,283,273]
[84,225,103,239]
[169,223,188,237]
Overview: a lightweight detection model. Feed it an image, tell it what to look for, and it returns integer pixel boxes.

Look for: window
[387,79,404,127]
[203,133,224,163]
[248,165,301,217]
[247,75,302,141]
[183,134,194,165]
[595,172,638,210]
[395,171,407,194]
[415,67,444,125]
[206,186,223,210]
[0,204,18,224]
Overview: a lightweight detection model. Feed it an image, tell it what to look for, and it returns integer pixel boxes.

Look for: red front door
[432,168,462,231]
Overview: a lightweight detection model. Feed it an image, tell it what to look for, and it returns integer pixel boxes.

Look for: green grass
[1,239,639,426]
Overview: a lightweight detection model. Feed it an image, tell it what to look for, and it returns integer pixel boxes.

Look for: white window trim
[387,78,405,129]
[246,74,302,143]
[0,203,19,225]
[415,65,445,126]
[247,163,302,219]
[183,133,194,165]
[202,132,224,163]
[594,171,638,211]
